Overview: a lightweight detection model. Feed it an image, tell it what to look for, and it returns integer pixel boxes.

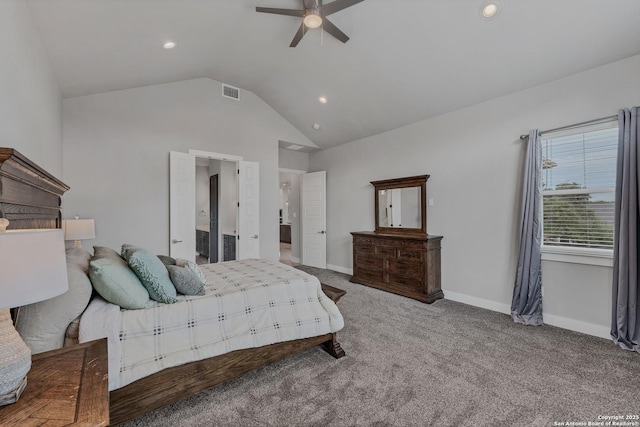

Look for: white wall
[0,0,62,177]
[62,77,314,259]
[309,54,640,338]
[278,148,309,171]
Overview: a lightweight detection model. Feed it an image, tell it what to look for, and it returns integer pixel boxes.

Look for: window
[541,121,618,252]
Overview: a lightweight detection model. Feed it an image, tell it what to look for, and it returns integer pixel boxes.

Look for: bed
[0,148,345,425]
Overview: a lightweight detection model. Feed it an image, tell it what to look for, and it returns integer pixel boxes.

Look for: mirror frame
[371,175,429,235]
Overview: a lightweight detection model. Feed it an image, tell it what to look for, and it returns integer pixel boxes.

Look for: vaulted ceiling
[26,0,640,150]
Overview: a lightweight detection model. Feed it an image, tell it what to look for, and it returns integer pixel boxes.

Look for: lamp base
[0,376,26,406]
[0,309,31,406]
[73,240,83,248]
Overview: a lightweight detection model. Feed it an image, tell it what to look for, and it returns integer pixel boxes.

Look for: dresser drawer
[354,237,380,245]
[385,239,423,249]
[388,273,422,292]
[375,246,396,258]
[357,255,383,270]
[388,259,422,278]
[355,268,384,283]
[397,249,422,261]
[356,243,375,254]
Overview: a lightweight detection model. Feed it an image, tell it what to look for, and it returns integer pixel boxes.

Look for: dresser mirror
[372,175,428,235]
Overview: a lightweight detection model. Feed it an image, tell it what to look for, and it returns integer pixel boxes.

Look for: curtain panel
[611,107,640,352]
[512,129,543,326]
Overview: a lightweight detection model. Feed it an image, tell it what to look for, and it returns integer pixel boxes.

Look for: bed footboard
[110,333,344,425]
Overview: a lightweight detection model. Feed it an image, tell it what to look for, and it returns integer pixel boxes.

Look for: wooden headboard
[0,148,69,230]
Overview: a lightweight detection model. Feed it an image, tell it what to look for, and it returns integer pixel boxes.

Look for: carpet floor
[122,267,640,427]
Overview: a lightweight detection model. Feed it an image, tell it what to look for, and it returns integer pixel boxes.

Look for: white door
[302,171,326,268]
[169,151,196,261]
[238,161,260,259]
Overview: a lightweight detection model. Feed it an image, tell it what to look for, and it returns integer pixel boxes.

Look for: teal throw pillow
[122,245,178,304]
[89,257,150,309]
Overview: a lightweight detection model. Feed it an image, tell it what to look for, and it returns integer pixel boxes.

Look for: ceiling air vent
[222,84,240,101]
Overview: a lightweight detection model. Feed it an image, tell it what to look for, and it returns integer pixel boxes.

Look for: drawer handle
[171,239,183,244]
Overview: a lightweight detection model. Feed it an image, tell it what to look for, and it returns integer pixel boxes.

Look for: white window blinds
[541,123,618,249]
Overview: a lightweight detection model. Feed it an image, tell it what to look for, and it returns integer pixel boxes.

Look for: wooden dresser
[351,232,443,304]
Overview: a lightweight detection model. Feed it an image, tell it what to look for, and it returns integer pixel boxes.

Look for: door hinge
[237,202,240,207]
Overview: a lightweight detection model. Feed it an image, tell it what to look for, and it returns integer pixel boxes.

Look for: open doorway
[170,150,260,263]
[195,158,238,264]
[279,170,302,266]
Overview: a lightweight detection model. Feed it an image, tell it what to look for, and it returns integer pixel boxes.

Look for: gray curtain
[611,107,640,352]
[512,129,543,326]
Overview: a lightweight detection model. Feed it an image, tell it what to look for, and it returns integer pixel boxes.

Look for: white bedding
[79,259,344,391]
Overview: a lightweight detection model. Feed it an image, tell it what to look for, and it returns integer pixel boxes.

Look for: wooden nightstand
[0,338,109,426]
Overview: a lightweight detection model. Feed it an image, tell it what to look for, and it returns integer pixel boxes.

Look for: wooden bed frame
[0,147,345,425]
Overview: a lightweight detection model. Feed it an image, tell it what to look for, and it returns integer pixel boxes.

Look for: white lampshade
[0,229,69,309]
[62,218,95,248]
[0,228,68,406]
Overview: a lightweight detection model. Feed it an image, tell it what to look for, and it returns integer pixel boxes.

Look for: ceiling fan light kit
[303,10,323,28]
[256,0,365,47]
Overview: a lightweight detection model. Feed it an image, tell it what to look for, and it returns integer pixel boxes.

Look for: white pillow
[16,248,93,354]
[176,258,207,285]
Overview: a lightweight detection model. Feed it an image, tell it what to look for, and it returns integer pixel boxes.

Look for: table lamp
[0,219,69,406]
[62,216,95,248]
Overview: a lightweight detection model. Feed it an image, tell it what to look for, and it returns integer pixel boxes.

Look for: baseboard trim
[444,290,511,315]
[542,313,611,340]
[327,264,353,276]
[444,290,611,339]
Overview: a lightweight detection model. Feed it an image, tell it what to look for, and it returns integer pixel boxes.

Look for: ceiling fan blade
[322,18,349,43]
[319,0,365,16]
[290,23,308,47]
[255,7,305,17]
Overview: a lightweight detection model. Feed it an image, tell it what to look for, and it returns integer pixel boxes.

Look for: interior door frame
[209,174,219,263]
[188,150,242,260]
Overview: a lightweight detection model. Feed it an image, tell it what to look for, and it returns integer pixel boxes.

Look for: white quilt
[79,259,344,391]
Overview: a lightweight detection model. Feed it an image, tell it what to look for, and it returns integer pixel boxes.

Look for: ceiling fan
[256,0,364,47]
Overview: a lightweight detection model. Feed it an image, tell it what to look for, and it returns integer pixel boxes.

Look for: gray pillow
[93,245,122,261]
[89,257,150,309]
[176,258,207,285]
[16,248,93,354]
[166,265,205,296]
[122,245,177,304]
[157,255,176,266]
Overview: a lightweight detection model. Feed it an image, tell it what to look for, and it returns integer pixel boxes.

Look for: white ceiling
[26,0,640,150]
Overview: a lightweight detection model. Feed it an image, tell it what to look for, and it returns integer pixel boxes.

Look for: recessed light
[481,2,499,19]
[286,144,304,150]
[313,123,321,130]
[318,96,327,104]
[163,41,176,49]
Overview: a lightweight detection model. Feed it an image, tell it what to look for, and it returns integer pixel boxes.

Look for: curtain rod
[519,114,618,140]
